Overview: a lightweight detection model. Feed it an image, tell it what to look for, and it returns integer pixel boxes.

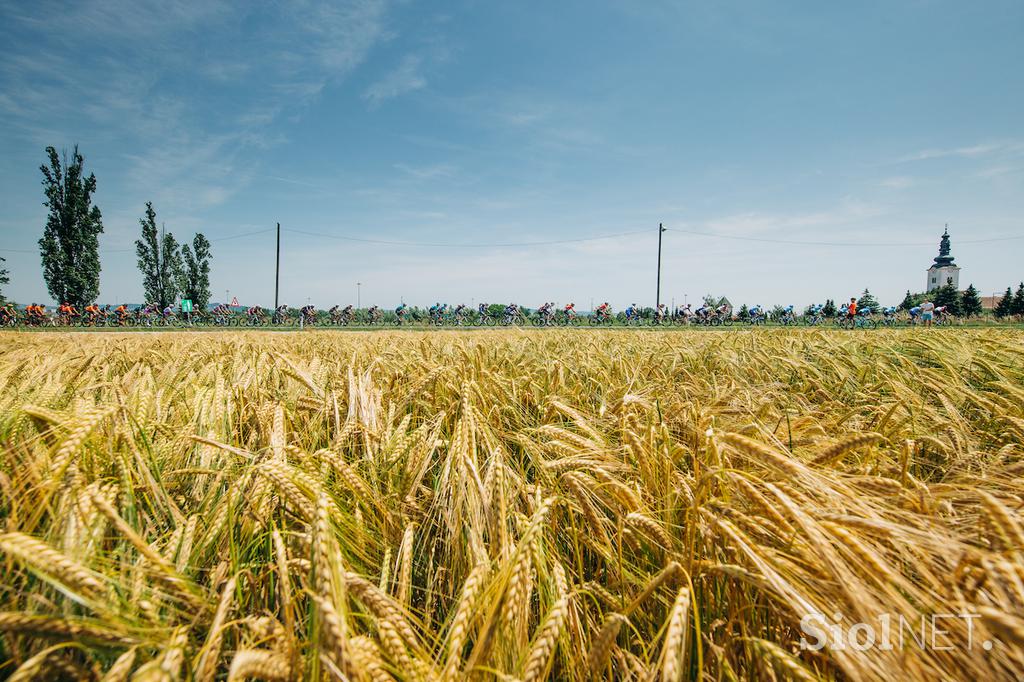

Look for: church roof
[930,227,955,268]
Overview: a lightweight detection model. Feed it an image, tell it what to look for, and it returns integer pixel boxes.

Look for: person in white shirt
[920,300,935,327]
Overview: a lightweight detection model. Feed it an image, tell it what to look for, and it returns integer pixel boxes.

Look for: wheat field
[0,329,1023,681]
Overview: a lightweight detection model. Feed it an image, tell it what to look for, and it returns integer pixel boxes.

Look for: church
[926,226,960,293]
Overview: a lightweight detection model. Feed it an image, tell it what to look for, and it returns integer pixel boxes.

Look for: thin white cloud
[1,0,392,210]
[393,162,457,180]
[364,55,427,106]
[879,176,914,190]
[894,140,1024,163]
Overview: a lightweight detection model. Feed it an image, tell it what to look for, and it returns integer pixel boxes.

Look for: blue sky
[1,0,1022,309]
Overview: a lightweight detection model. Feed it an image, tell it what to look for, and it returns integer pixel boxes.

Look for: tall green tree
[38,146,104,307]
[899,290,926,311]
[822,299,836,317]
[933,282,961,315]
[179,233,212,312]
[857,288,878,311]
[994,287,1013,319]
[959,284,982,318]
[1012,283,1024,317]
[135,202,182,309]
[0,256,9,304]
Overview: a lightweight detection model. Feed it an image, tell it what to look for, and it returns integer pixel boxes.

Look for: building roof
[931,227,955,268]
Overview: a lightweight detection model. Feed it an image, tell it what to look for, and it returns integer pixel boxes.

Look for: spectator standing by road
[921,300,935,327]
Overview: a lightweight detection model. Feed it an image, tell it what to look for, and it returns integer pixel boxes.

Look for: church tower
[926,226,960,292]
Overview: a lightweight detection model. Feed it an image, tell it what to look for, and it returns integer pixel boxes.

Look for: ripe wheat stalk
[0,328,1022,679]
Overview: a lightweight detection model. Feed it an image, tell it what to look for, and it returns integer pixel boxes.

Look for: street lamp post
[656,223,667,310]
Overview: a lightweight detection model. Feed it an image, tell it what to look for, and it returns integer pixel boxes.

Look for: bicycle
[843,314,877,330]
[778,312,797,326]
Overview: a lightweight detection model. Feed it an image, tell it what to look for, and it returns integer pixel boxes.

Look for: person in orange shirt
[846,297,857,321]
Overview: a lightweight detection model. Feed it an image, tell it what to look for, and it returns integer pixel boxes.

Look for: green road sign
[181,299,193,313]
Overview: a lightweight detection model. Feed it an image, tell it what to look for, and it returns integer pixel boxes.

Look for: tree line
[0,146,213,310]
[898,282,1024,318]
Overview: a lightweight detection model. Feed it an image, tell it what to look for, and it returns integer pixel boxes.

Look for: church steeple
[926,224,961,292]
[932,224,955,267]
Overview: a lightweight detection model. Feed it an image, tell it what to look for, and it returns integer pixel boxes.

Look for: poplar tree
[38,146,104,306]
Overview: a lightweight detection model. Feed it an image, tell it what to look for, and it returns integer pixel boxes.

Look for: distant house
[980,296,1001,311]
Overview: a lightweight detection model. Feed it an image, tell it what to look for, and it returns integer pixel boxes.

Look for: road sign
[181,299,193,313]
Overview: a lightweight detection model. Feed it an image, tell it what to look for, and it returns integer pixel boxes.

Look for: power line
[4,224,1021,254]
[671,227,1024,247]
[0,227,277,255]
[280,226,652,248]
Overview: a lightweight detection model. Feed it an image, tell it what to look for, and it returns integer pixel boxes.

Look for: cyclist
[367,305,381,324]
[780,304,795,324]
[749,304,763,324]
[395,302,408,325]
[846,297,857,321]
[537,301,554,325]
[908,305,921,325]
[58,301,78,324]
[115,304,129,325]
[563,302,577,324]
[300,304,316,325]
[84,303,100,325]
[675,303,692,324]
[503,302,521,324]
[624,303,639,324]
[0,303,15,326]
[453,304,467,325]
[341,304,354,324]
[593,301,611,324]
[715,302,731,321]
[162,304,175,320]
[655,304,667,324]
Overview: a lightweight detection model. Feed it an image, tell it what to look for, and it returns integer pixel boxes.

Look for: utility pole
[274,223,281,310]
[160,222,165,307]
[656,223,667,310]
